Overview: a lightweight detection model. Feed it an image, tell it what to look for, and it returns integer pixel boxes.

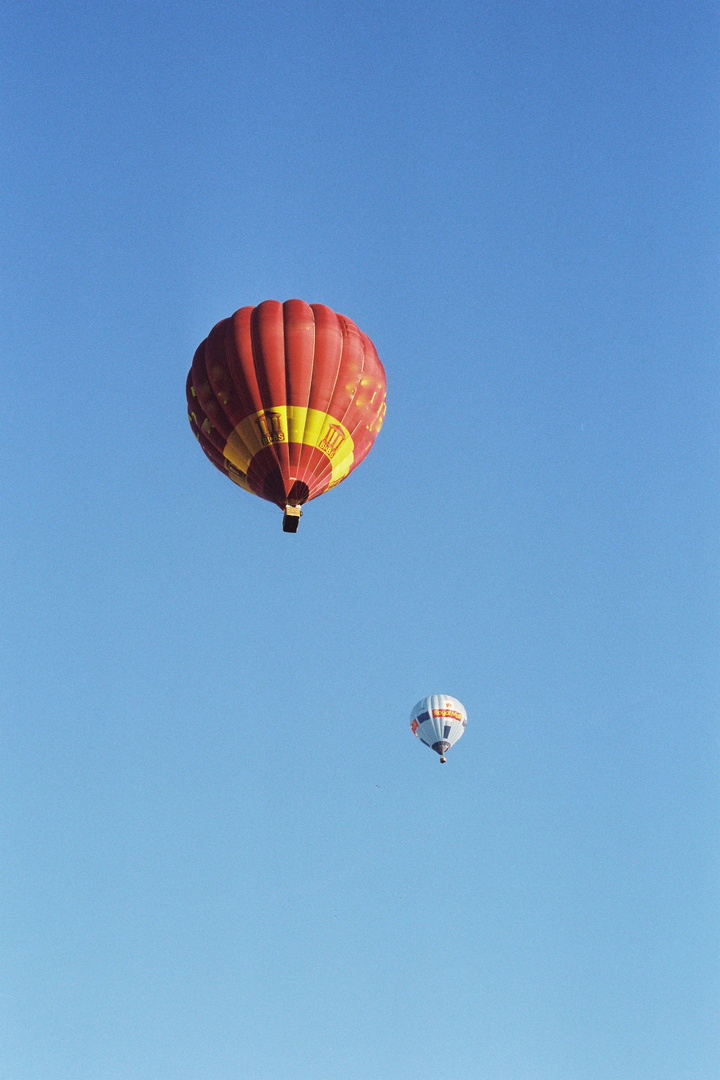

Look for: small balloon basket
[282,505,302,532]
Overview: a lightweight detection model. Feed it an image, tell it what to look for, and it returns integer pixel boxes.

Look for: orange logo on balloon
[319,423,346,458]
[255,411,286,446]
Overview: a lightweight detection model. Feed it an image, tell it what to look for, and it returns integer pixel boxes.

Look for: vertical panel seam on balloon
[251,303,286,498]
[220,318,255,477]
[298,303,317,484]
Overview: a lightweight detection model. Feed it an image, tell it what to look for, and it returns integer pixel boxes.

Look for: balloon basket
[282,505,302,533]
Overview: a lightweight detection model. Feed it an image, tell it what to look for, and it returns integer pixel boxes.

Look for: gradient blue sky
[2,2,718,1078]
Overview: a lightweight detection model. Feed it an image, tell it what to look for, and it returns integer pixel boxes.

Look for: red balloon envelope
[187,299,386,530]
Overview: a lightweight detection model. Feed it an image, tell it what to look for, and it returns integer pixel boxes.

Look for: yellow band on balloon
[222,407,355,488]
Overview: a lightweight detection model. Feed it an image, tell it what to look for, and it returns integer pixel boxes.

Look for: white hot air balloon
[410,695,467,762]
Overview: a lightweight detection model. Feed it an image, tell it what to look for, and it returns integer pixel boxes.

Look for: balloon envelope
[410,695,467,761]
[187,299,386,529]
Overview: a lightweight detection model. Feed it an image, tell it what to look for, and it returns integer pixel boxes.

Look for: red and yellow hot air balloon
[187,299,387,531]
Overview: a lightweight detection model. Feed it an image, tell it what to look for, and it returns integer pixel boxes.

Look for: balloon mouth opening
[287,480,310,505]
[262,474,312,509]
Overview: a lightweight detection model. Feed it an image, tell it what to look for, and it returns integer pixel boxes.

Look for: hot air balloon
[187,299,387,531]
[410,695,467,762]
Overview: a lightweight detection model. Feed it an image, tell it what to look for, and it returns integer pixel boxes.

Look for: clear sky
[2,2,718,1078]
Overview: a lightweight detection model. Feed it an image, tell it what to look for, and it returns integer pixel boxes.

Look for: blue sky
[2,2,718,1077]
